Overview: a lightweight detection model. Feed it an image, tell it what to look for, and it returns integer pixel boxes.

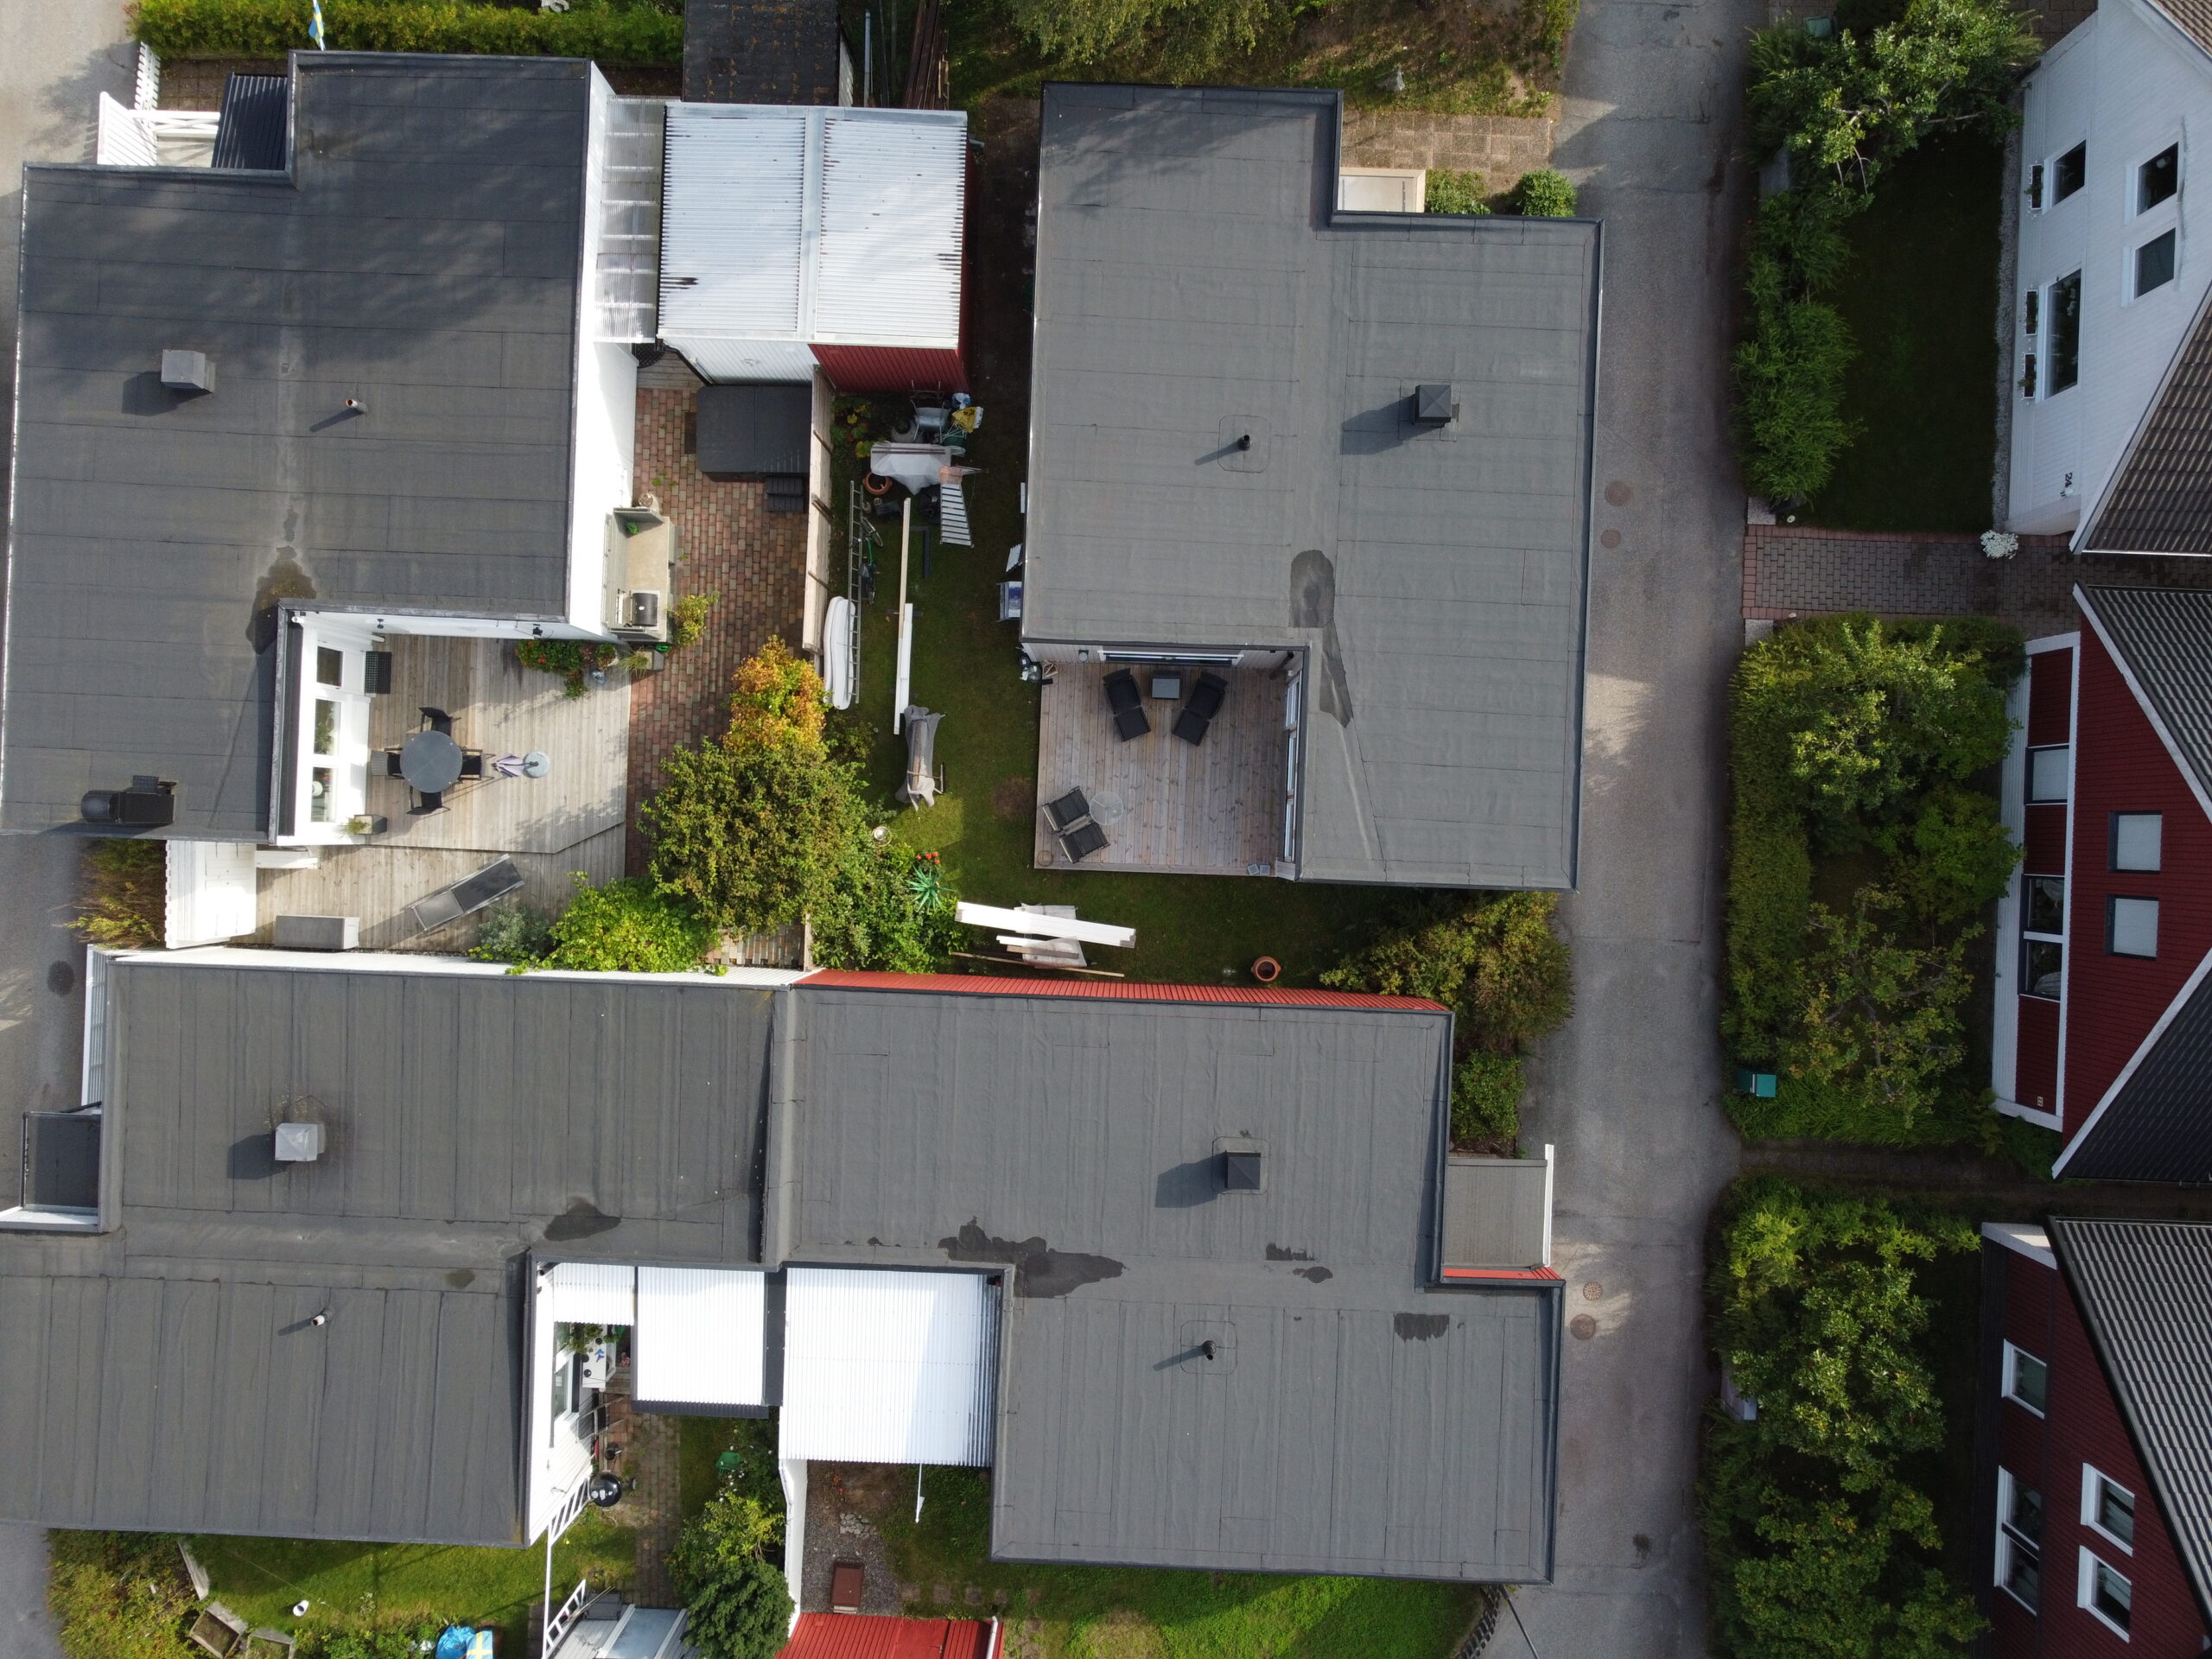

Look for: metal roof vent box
[1216,1136,1264,1192]
[1413,383,1455,426]
[160,350,213,395]
[274,1121,324,1162]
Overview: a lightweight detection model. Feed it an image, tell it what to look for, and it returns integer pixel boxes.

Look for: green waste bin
[1733,1066,1778,1098]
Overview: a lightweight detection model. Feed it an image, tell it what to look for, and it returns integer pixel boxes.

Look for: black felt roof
[682,0,846,104]
[2053,1217,2212,1625]
[0,956,779,1543]
[3,54,588,837]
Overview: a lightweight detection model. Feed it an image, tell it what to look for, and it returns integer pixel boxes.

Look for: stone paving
[1743,523,2212,635]
[625,385,810,873]
[1340,109,1555,188]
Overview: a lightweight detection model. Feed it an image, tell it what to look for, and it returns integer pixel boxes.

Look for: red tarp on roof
[779,1614,995,1659]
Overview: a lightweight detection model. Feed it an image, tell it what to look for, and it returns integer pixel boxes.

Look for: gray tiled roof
[2061,968,2212,1181]
[2,54,588,837]
[2078,585,2212,800]
[0,957,779,1542]
[773,979,1560,1582]
[2081,282,2212,554]
[2052,1217,2212,1624]
[1020,86,1600,890]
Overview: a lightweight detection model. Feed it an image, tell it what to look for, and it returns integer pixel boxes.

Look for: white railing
[543,1578,591,1656]
[94,94,219,167]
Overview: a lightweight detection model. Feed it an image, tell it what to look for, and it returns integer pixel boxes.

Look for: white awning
[633,1267,767,1409]
[779,1268,997,1465]
[543,1262,637,1325]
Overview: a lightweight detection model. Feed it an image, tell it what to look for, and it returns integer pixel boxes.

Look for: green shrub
[641,740,858,936]
[1734,295,1859,501]
[1452,1050,1523,1150]
[1320,891,1572,1052]
[671,1493,791,1659]
[1507,168,1578,215]
[1424,168,1491,214]
[134,0,683,62]
[470,899,555,966]
[810,845,963,974]
[48,1532,199,1659]
[669,593,716,651]
[1722,804,1812,1065]
[71,837,166,949]
[515,638,615,699]
[1701,1181,1981,1658]
[1525,0,1580,66]
[1001,0,1284,76]
[539,874,715,973]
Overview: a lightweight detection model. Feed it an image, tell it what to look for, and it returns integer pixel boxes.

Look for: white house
[2007,0,2212,551]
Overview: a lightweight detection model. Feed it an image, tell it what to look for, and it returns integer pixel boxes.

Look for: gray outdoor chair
[404,856,524,936]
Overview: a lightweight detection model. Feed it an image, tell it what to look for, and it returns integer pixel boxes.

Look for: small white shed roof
[659,103,965,353]
[779,1268,997,1465]
[632,1267,768,1410]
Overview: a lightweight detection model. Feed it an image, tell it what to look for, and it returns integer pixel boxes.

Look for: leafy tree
[1877,784,2019,926]
[1746,0,2040,192]
[725,637,824,756]
[1701,1183,1981,1658]
[1783,890,1974,1128]
[1321,892,1572,1052]
[1734,616,2014,837]
[641,735,860,935]
[671,1493,792,1659]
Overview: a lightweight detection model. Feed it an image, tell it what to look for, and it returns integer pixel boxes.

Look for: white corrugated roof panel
[779,1268,996,1465]
[659,106,809,343]
[658,103,963,355]
[814,111,964,345]
[545,1262,637,1325]
[633,1267,767,1408]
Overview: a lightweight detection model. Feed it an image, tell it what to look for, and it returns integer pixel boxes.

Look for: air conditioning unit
[626,590,663,632]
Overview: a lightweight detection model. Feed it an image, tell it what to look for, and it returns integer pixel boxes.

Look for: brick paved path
[626,387,810,871]
[1743,524,2212,634]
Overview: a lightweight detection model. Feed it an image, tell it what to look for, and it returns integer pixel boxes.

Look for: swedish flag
[308,0,326,48]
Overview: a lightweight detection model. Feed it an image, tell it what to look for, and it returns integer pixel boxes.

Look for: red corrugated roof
[779,1612,995,1659]
[795,970,1443,1012]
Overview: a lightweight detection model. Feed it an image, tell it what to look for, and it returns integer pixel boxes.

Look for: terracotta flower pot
[1251,956,1281,983]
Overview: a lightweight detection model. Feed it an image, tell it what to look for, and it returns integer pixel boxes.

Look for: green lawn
[871,1466,1482,1658]
[1802,135,2005,532]
[188,1516,633,1649]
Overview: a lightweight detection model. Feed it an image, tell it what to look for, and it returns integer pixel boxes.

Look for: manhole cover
[1570,1313,1599,1340]
[1604,480,1634,507]
[1599,529,1623,549]
[1582,1281,1604,1300]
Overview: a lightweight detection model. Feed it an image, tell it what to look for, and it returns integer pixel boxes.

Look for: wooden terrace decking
[1033,662,1289,876]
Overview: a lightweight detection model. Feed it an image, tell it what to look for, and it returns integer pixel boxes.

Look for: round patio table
[399,729,464,793]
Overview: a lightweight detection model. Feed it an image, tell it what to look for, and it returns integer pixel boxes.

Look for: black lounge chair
[420,706,454,736]
[459,751,486,779]
[383,749,406,778]
[408,790,443,816]
[1044,788,1091,834]
[404,855,524,935]
[1058,820,1109,862]
[1103,670,1149,741]
[1173,671,1228,746]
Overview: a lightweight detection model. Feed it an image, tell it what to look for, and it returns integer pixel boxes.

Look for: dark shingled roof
[2052,1217,2212,1625]
[0,957,779,1543]
[2060,969,2212,1181]
[1020,86,1600,891]
[2,54,588,838]
[2081,284,2212,554]
[771,979,1561,1582]
[683,0,846,104]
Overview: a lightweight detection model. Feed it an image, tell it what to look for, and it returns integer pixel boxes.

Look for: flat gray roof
[3,54,588,837]
[1021,85,1600,889]
[773,977,1560,1582]
[0,956,778,1542]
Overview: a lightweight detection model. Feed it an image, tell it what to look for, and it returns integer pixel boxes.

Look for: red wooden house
[1993,585,2212,1179]
[1977,1219,2212,1654]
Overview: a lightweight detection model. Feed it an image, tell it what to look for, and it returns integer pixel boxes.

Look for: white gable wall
[2010,0,2212,538]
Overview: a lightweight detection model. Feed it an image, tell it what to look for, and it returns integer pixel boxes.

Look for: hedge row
[134,0,683,64]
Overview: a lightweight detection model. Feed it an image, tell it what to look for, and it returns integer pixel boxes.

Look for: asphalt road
[1506,0,1763,1650]
[0,6,136,1653]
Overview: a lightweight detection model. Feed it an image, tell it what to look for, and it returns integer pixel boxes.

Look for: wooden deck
[253,634,632,951]
[1033,663,1289,876]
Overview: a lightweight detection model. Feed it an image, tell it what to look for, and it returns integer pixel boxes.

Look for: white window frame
[1996,1466,2044,1612]
[2082,1464,2137,1554]
[2005,1341,2050,1415]
[2080,1547,2133,1639]
[2047,140,2089,209]
[2109,895,2160,960]
[2128,135,2183,221]
[2029,743,2072,802]
[2126,227,2180,303]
